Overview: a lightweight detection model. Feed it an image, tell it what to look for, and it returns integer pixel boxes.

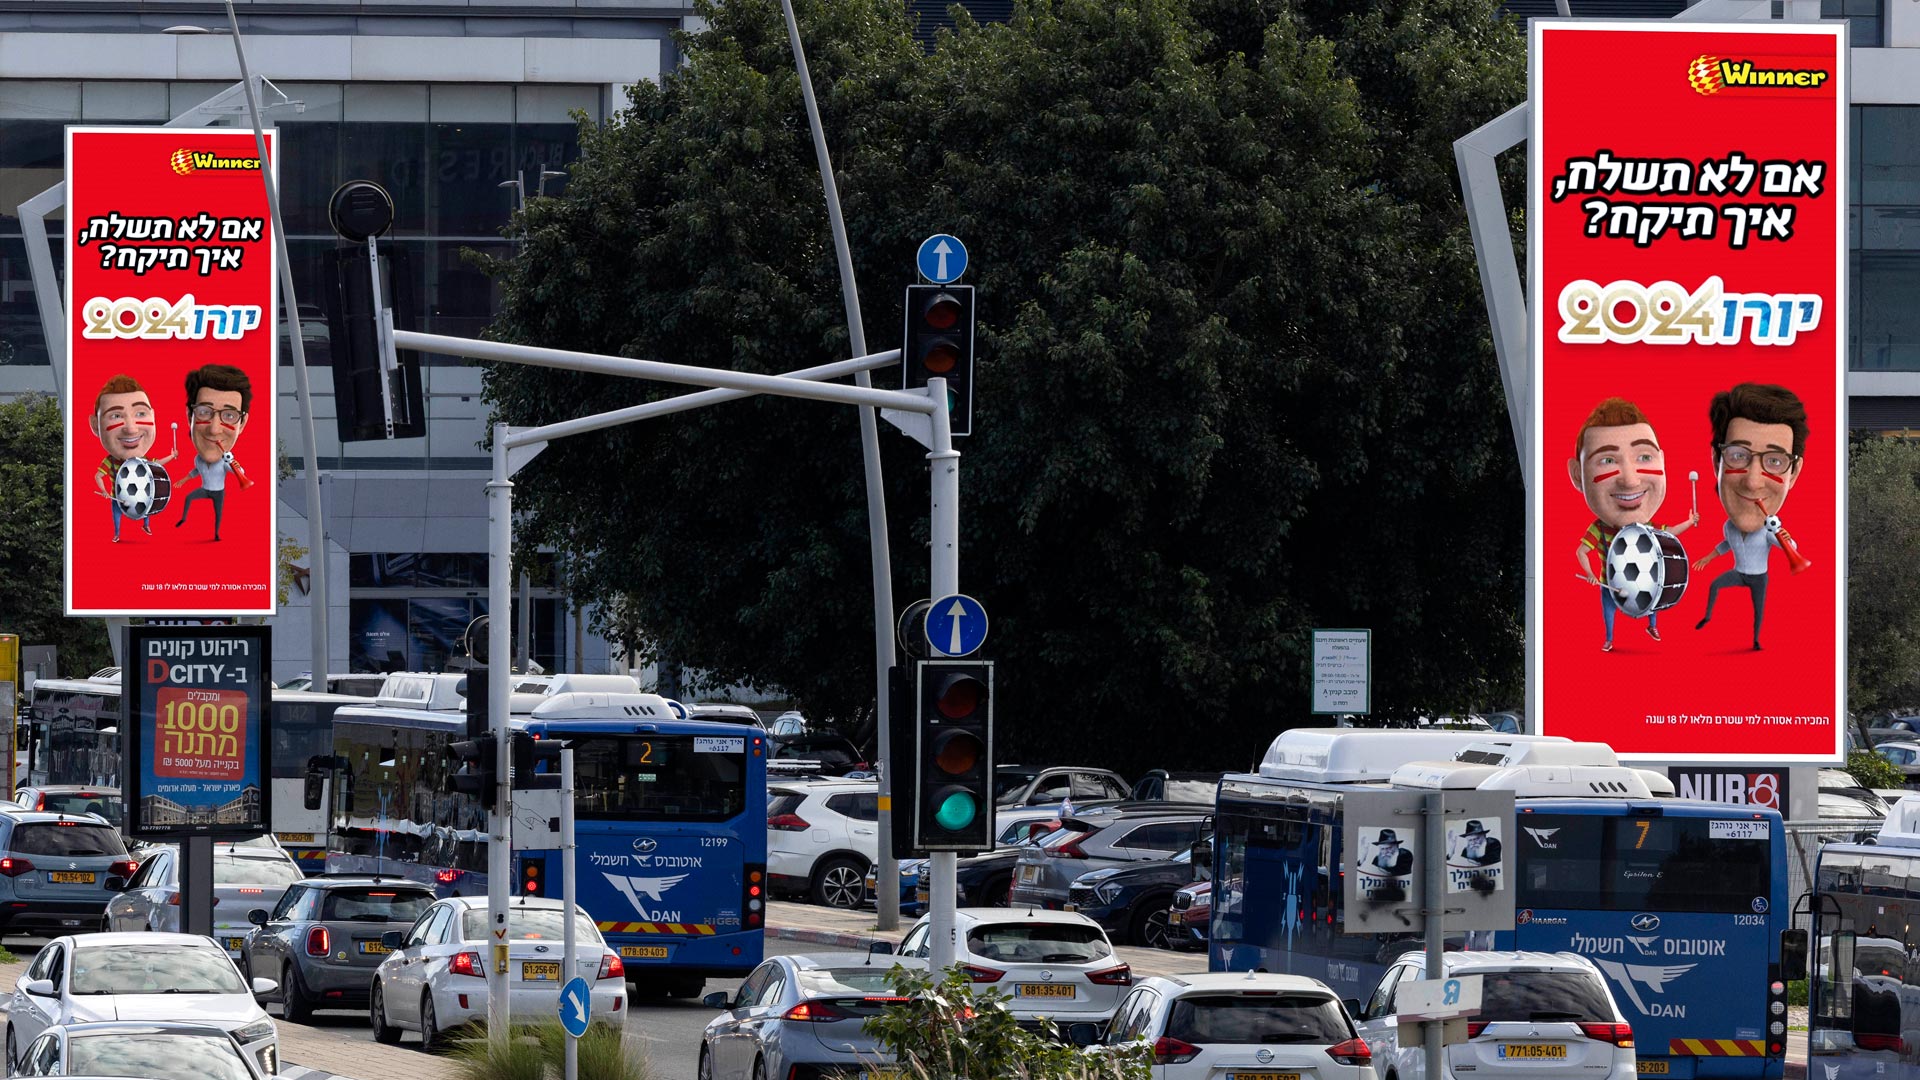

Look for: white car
[1099,972,1375,1079]
[14,1021,274,1080]
[893,907,1132,1024]
[767,779,878,908]
[368,895,627,1051]
[106,842,306,960]
[1354,951,1636,1080]
[5,933,279,1075]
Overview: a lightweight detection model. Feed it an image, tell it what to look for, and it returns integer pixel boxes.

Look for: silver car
[106,843,306,960]
[699,952,931,1079]
[1009,807,1208,909]
[240,875,436,1020]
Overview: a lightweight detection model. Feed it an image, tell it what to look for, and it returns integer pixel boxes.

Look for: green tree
[481,0,1527,770]
[1849,435,1920,720]
[0,395,111,675]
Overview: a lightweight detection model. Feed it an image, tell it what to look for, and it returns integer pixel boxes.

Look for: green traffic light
[935,791,977,831]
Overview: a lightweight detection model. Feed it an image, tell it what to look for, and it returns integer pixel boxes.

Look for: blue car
[864,859,925,915]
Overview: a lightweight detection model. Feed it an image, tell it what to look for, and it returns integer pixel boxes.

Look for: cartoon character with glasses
[1569,397,1698,652]
[1693,383,1812,651]
[173,364,253,541]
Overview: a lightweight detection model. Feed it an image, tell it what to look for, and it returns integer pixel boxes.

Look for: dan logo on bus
[604,872,687,920]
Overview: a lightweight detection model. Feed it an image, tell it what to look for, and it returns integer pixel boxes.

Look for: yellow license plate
[1500,1045,1567,1059]
[1016,983,1075,998]
[1229,1073,1299,1080]
[862,1072,904,1080]
[621,946,669,959]
[522,961,561,981]
[48,871,95,884]
[277,833,315,844]
[224,936,246,951]
[1638,1063,1670,1075]
[1169,911,1184,925]
[358,940,392,955]
[1017,866,1040,883]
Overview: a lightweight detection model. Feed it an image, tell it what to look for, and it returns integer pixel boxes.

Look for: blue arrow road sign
[916,234,968,285]
[925,593,988,657]
[559,976,592,1038]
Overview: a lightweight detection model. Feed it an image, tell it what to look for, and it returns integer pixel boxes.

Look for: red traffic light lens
[923,342,959,375]
[936,677,983,719]
[924,295,962,331]
[934,731,983,774]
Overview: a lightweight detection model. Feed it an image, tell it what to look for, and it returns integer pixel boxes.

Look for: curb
[770,926,896,951]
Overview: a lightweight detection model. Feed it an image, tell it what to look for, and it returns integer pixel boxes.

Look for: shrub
[1848,749,1905,793]
[864,967,1150,1080]
[451,1021,649,1080]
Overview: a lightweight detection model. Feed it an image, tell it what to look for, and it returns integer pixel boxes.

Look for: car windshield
[322,887,434,922]
[462,907,602,942]
[800,967,903,994]
[965,922,1111,964]
[35,793,125,823]
[70,943,249,995]
[994,769,1040,801]
[1473,970,1615,1023]
[1165,993,1353,1045]
[9,823,126,857]
[773,739,860,766]
[213,855,303,887]
[68,1032,255,1080]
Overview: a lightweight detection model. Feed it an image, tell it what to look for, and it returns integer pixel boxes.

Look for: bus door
[1510,812,1779,1079]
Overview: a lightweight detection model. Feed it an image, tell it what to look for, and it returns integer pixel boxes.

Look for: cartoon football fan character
[88,375,177,542]
[173,364,254,541]
[1569,398,1699,652]
[1693,383,1813,651]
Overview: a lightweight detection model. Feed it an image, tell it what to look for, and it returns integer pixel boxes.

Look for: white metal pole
[1424,792,1447,1080]
[487,422,514,1040]
[925,378,960,970]
[223,1,329,685]
[776,0,901,932]
[562,747,578,1080]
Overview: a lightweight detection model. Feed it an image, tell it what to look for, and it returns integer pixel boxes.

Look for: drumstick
[1689,470,1699,517]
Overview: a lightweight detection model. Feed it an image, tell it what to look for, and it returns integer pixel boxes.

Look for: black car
[1064,841,1208,949]
[767,734,870,776]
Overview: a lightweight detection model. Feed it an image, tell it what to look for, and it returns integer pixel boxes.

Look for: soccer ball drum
[1604,523,1689,619]
[113,458,171,520]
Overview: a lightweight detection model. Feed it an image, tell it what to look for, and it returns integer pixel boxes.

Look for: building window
[1852,106,1920,372]
[1822,0,1882,49]
[349,551,564,672]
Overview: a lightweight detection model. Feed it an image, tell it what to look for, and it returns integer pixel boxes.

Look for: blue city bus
[1804,800,1920,1080]
[520,697,768,999]
[1210,729,1795,1080]
[325,688,767,998]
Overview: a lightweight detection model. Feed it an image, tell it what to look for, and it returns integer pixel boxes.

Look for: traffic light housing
[520,856,546,896]
[458,665,489,740]
[887,664,917,860]
[450,737,497,798]
[913,659,993,852]
[902,284,975,437]
[512,732,564,791]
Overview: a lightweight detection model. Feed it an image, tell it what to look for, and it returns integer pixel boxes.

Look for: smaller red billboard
[63,127,278,617]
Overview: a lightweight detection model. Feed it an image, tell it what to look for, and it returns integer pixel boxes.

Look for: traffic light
[458,665,488,740]
[913,660,993,852]
[901,284,975,436]
[512,732,564,791]
[887,664,917,860]
[520,856,546,896]
[450,737,497,798]
[323,180,423,442]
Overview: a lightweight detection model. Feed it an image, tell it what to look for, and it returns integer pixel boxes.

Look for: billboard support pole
[1423,792,1447,1080]
[181,834,215,937]
[222,0,330,687]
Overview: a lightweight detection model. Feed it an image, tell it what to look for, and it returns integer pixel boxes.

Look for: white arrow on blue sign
[558,976,592,1038]
[925,593,988,657]
[916,234,968,285]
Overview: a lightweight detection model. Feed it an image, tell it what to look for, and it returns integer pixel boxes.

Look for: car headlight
[257,1044,277,1074]
[1094,881,1123,905]
[233,1019,277,1044]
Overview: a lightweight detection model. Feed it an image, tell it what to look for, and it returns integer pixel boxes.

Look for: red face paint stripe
[1590,470,1620,482]
[1639,469,1663,475]
[103,422,124,432]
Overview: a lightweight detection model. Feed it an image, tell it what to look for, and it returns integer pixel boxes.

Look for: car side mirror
[247,908,269,926]
[1065,1021,1103,1047]
[868,940,894,957]
[251,977,279,996]
[22,979,54,997]
[1344,997,1366,1019]
[380,931,405,950]
[703,991,733,1010]
[1781,927,1809,981]
[1191,839,1213,870]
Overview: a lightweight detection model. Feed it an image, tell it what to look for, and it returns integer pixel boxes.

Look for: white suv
[1355,951,1636,1080]
[893,908,1133,1025]
[1101,972,1375,1079]
[766,779,879,908]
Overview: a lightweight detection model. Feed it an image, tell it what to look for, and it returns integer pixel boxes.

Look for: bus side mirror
[303,769,324,812]
[1191,838,1213,872]
[1781,928,1809,982]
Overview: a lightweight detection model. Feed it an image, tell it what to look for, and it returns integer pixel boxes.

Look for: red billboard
[64,127,278,617]
[1529,23,1845,763]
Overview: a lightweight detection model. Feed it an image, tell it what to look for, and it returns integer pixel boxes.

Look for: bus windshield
[1515,813,1770,913]
[564,734,747,821]
[271,700,342,780]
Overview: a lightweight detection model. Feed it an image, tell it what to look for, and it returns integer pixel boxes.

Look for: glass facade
[1852,106,1920,373]
[1821,0,1883,48]
[349,552,565,673]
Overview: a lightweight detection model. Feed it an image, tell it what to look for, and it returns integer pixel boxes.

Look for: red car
[1166,879,1210,951]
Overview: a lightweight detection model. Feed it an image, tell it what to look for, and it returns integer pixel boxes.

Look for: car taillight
[1153,1036,1200,1064]
[1327,1038,1373,1065]
[1086,964,1131,986]
[1048,833,1090,858]
[108,860,138,880]
[768,814,811,831]
[0,858,34,877]
[449,951,483,977]
[1578,1023,1634,1048]
[783,1001,850,1022]
[435,869,462,885]
[32,796,45,810]
[598,953,625,980]
[960,964,1004,983]
[305,926,331,958]
[1468,1022,1487,1038]
[165,891,180,905]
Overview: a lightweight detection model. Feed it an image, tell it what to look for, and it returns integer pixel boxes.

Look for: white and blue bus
[1210,729,1797,1080]
[324,688,767,998]
[1804,797,1920,1080]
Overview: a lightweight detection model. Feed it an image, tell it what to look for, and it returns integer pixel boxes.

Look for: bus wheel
[812,856,867,909]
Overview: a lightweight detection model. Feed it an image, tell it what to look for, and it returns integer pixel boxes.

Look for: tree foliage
[481,0,1527,771]
[0,395,111,677]
[1849,435,1920,718]
[863,966,1150,1079]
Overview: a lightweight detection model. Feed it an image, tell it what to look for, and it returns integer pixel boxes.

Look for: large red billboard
[1529,23,1845,763]
[64,127,278,617]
